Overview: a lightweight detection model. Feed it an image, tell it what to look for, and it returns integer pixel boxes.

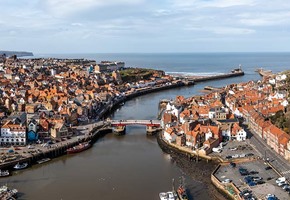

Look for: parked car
[232,154,239,158]
[276,177,286,184]
[282,184,290,190]
[239,189,252,197]
[249,170,259,175]
[239,154,246,158]
[265,166,272,170]
[229,147,237,151]
[246,153,254,157]
[255,180,265,185]
[278,181,287,187]
[230,162,236,168]
[222,179,232,183]
[226,155,232,159]
[252,176,263,181]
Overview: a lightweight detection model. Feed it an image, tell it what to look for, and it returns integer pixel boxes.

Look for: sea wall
[211,164,242,200]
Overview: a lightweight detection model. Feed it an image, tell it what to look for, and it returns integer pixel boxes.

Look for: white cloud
[42,0,144,17]
[172,0,256,9]
[212,27,255,35]
[239,12,290,26]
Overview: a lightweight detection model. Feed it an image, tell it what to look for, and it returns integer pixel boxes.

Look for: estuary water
[2,53,290,200]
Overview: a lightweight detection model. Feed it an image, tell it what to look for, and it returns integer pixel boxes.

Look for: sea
[34,52,290,78]
[3,52,290,200]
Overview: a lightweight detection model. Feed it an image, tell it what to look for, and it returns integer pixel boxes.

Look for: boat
[0,185,18,199]
[0,170,9,177]
[177,177,189,200]
[13,162,28,170]
[159,179,178,200]
[37,158,51,164]
[159,191,177,200]
[67,141,92,154]
[113,126,126,136]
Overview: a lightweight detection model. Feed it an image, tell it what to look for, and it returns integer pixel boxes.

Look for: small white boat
[13,162,28,170]
[159,191,177,200]
[0,170,10,177]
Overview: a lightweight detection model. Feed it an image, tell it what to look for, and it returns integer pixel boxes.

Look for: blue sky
[0,0,290,53]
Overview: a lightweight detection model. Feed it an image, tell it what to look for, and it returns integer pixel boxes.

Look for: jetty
[190,68,244,83]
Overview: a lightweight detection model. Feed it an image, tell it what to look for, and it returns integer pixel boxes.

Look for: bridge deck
[110,120,160,126]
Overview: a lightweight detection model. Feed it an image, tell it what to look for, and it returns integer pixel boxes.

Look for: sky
[0,0,290,53]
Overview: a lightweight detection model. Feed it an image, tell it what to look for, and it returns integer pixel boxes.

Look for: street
[245,125,290,180]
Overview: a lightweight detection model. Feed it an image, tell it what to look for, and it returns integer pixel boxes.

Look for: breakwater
[192,71,244,82]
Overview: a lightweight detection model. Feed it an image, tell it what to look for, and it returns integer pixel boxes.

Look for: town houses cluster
[0,56,172,146]
[161,73,290,160]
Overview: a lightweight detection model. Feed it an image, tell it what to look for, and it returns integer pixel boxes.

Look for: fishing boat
[0,170,10,177]
[37,158,51,164]
[177,177,189,200]
[13,162,28,170]
[67,141,91,154]
[0,185,18,199]
[159,179,178,200]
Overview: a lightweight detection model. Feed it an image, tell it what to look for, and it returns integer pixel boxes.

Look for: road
[244,125,290,181]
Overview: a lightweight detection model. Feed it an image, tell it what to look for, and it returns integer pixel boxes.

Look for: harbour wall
[192,71,244,83]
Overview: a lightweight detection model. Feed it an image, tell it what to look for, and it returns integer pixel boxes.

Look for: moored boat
[177,177,189,200]
[13,162,28,170]
[67,141,92,154]
[159,191,177,200]
[0,185,18,199]
[37,158,51,164]
[0,170,10,177]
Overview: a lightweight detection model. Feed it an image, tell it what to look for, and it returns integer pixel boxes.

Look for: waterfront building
[0,112,27,146]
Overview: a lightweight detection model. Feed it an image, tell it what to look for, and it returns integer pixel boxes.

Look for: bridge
[109,120,161,135]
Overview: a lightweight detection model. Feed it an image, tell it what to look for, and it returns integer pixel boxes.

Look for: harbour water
[2,53,290,199]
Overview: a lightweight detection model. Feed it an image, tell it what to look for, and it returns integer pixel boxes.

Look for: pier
[187,70,244,83]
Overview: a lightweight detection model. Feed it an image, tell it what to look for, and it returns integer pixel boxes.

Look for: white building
[0,112,27,146]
